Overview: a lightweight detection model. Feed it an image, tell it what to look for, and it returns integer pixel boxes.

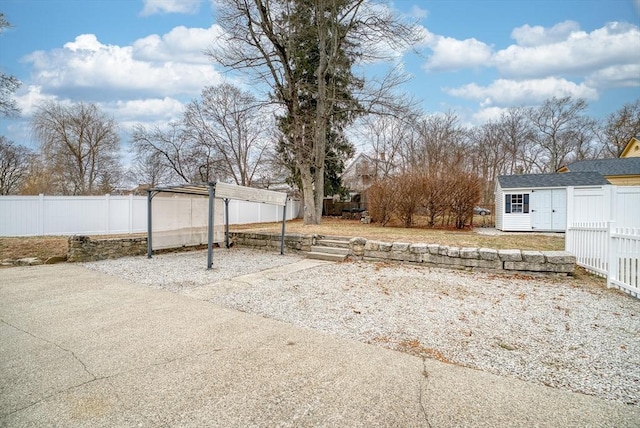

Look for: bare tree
[597,99,640,158]
[528,96,591,172]
[497,107,535,174]
[130,122,205,184]
[469,122,506,203]
[403,111,469,174]
[31,101,122,195]
[128,148,175,188]
[18,155,55,195]
[0,14,20,118]
[183,83,270,187]
[0,136,32,194]
[354,113,409,178]
[209,0,418,224]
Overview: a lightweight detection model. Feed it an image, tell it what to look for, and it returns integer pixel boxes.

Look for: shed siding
[497,187,533,231]
[495,184,504,230]
[503,213,533,231]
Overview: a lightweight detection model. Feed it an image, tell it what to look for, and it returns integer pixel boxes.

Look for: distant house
[495,172,610,232]
[557,157,640,186]
[620,136,640,158]
[340,153,376,196]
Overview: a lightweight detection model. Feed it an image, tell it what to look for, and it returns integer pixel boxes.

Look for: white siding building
[495,172,610,232]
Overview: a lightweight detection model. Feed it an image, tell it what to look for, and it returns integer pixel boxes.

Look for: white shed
[495,172,610,232]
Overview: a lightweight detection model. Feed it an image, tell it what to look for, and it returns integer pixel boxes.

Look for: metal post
[280,198,287,255]
[207,184,215,269]
[224,198,230,249]
[147,190,153,258]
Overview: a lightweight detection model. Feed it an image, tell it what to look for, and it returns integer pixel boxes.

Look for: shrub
[447,171,481,229]
[368,178,397,226]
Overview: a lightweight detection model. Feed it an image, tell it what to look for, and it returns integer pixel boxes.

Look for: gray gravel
[83,248,640,407]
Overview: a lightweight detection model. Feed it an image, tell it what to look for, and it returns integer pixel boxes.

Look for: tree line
[3,94,637,200]
[356,97,640,204]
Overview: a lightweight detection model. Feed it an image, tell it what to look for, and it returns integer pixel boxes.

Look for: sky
[1,0,640,154]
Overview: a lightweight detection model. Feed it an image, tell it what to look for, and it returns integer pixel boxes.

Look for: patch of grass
[231,217,565,251]
[0,236,68,261]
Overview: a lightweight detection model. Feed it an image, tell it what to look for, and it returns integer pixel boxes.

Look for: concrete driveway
[1,264,638,427]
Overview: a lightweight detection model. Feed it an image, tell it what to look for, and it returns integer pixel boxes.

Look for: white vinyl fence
[566,186,640,298]
[0,194,301,237]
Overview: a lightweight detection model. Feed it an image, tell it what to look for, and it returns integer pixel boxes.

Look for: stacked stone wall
[67,236,147,262]
[66,232,576,275]
[228,232,313,253]
[230,232,575,275]
[354,238,574,274]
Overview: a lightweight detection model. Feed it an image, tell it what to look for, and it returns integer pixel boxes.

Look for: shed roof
[498,172,610,189]
[562,157,640,176]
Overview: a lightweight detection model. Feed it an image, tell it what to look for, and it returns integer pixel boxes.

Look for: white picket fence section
[0,194,301,237]
[565,185,640,298]
[566,222,639,298]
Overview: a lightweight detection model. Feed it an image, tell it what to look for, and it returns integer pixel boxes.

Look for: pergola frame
[146,182,289,269]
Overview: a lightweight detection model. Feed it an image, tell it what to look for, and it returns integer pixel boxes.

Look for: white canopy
[146,182,289,269]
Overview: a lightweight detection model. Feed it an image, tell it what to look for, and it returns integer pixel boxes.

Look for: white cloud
[422,32,493,72]
[510,20,580,47]
[493,21,640,78]
[132,25,224,64]
[108,97,187,133]
[586,64,640,89]
[111,97,185,122]
[14,85,58,115]
[23,32,223,101]
[410,5,428,19]
[445,78,599,107]
[140,0,201,16]
[472,106,509,124]
[421,19,639,110]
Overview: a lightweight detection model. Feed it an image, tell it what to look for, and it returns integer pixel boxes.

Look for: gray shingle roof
[564,158,640,175]
[498,172,610,189]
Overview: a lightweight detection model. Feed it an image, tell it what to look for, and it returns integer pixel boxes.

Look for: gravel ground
[83,248,640,407]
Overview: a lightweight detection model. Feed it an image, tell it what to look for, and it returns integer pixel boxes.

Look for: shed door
[532,190,552,230]
[551,189,566,230]
[532,189,566,231]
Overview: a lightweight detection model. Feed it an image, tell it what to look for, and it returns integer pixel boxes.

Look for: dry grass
[231,217,565,251]
[0,236,69,261]
[0,217,564,262]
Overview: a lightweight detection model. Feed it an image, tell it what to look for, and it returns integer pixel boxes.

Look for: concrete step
[306,252,348,262]
[315,238,351,249]
[310,246,350,256]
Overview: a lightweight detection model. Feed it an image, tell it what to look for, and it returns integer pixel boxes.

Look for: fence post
[38,194,45,236]
[105,194,110,234]
[128,193,134,234]
[607,220,616,288]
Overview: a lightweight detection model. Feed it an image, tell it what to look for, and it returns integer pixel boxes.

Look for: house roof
[620,136,640,158]
[498,172,610,189]
[562,157,640,176]
[341,153,374,178]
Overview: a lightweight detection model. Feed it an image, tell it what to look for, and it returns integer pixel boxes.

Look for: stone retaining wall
[353,238,574,274]
[230,232,575,275]
[68,236,148,262]
[67,232,576,275]
[229,232,313,253]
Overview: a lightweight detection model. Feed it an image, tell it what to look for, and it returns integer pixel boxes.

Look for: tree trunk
[299,165,318,224]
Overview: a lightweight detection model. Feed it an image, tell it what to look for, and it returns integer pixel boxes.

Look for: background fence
[566,185,640,298]
[0,194,301,237]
